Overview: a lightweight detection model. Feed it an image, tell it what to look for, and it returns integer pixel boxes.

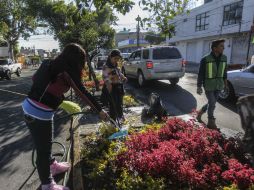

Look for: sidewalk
[185,61,199,74]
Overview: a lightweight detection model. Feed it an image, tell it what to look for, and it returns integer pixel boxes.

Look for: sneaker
[41,181,70,190]
[50,160,70,176]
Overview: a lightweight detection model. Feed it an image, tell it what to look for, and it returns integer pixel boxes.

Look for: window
[134,51,141,60]
[0,60,8,65]
[152,47,181,60]
[129,52,136,60]
[142,49,149,59]
[196,12,209,31]
[223,1,243,26]
[204,0,212,3]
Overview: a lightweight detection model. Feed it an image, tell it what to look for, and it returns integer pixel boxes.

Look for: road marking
[0,88,27,97]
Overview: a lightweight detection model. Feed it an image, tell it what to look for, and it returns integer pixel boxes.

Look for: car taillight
[146,61,153,69]
[181,59,187,67]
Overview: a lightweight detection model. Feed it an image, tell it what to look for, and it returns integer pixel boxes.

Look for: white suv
[122,46,185,87]
[0,58,22,80]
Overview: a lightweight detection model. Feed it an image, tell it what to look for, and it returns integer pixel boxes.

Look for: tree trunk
[237,95,254,155]
[86,51,100,91]
[8,42,14,60]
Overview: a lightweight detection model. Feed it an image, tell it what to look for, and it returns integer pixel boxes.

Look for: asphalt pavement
[0,68,71,190]
[0,67,243,190]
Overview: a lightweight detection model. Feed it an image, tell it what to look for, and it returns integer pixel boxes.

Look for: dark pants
[200,90,220,119]
[101,84,124,121]
[24,114,53,185]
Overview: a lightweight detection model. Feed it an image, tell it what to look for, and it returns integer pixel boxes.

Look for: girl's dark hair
[106,49,122,68]
[110,49,122,58]
[51,43,86,80]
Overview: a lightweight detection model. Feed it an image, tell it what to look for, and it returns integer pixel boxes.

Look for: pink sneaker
[50,160,70,176]
[41,181,70,190]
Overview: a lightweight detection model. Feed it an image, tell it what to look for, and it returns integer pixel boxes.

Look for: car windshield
[0,60,8,65]
[98,56,107,61]
[122,53,130,59]
[153,47,181,60]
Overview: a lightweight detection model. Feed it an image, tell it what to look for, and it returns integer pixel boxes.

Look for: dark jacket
[28,63,102,111]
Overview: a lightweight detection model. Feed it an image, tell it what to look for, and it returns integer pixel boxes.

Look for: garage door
[186,42,197,63]
[231,35,254,64]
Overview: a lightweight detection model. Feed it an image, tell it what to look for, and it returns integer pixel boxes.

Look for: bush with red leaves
[116,118,254,189]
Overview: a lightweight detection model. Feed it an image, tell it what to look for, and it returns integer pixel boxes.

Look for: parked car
[118,53,131,68]
[0,58,22,80]
[219,64,254,101]
[122,46,185,87]
[122,53,131,61]
[94,56,107,69]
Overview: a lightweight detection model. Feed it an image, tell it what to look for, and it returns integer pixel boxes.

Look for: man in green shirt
[196,39,228,129]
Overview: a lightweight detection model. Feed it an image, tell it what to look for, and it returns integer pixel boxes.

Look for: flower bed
[123,95,139,107]
[81,117,254,190]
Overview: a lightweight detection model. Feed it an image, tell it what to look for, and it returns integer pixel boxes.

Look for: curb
[71,116,84,190]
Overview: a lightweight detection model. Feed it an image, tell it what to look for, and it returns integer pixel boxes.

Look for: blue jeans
[200,90,220,119]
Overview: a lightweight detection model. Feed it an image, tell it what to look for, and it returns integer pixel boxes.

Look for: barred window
[196,12,209,31]
[223,1,243,26]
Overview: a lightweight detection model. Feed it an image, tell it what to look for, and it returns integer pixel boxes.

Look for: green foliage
[0,0,37,59]
[97,122,119,139]
[139,0,190,37]
[116,170,166,190]
[81,0,135,15]
[223,184,238,190]
[80,122,169,190]
[81,134,125,189]
[28,0,134,51]
[144,31,165,45]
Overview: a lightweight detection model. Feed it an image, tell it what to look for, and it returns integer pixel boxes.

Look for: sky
[19,0,203,51]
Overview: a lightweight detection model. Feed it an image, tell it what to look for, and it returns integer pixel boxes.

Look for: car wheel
[6,70,11,80]
[169,78,179,86]
[16,68,21,77]
[137,71,145,87]
[219,82,236,101]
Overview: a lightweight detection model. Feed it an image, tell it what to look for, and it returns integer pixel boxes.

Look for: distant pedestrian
[101,49,127,123]
[196,39,228,129]
[22,43,108,190]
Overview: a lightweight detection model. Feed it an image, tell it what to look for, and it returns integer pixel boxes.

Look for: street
[125,73,242,132]
[0,68,71,190]
[0,68,243,190]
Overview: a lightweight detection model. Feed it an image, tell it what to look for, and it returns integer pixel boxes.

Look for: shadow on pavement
[125,79,197,116]
[218,99,238,113]
[0,75,69,175]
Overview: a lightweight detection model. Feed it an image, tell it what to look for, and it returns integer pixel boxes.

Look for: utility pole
[136,15,141,48]
[246,16,254,66]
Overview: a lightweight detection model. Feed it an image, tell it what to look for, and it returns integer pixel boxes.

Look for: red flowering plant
[116,117,254,189]
[222,159,254,189]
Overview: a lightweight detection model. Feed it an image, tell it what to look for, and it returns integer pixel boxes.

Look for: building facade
[167,0,254,65]
[115,29,149,53]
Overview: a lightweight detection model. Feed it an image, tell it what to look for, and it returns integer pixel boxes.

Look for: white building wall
[168,0,254,64]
